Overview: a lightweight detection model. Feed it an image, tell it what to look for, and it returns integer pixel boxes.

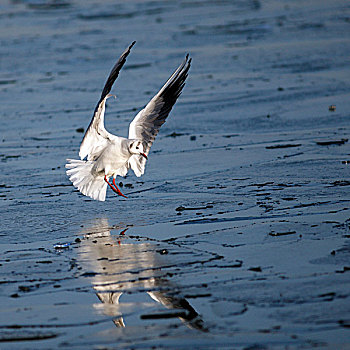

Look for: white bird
[66,41,191,201]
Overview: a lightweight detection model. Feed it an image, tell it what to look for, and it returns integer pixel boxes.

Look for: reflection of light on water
[79,218,205,331]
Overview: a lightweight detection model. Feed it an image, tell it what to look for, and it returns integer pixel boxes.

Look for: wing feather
[79,41,136,161]
[128,55,191,175]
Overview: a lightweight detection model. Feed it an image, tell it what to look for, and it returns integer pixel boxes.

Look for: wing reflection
[79,218,206,331]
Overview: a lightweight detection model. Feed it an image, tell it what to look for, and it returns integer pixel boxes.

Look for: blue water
[0,0,350,348]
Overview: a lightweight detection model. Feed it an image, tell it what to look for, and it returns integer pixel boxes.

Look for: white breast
[92,138,131,177]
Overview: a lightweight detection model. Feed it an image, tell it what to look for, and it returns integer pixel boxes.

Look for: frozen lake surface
[0,0,350,348]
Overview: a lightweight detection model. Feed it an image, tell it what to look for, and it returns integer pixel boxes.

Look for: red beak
[140,153,148,160]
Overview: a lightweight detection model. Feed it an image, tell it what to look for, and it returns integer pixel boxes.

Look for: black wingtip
[185,54,191,66]
[98,41,136,104]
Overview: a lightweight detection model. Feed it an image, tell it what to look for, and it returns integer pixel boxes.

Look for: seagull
[66,41,191,201]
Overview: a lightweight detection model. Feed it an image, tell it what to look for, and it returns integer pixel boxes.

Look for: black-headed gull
[66,42,191,201]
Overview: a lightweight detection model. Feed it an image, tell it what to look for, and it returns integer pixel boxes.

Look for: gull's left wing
[79,41,136,161]
[128,54,191,176]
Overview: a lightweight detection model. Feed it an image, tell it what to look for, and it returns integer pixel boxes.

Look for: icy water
[1,0,350,349]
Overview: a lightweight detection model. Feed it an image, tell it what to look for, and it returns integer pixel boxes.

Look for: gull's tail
[66,159,107,201]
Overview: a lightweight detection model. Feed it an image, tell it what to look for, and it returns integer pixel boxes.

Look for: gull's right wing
[79,41,136,161]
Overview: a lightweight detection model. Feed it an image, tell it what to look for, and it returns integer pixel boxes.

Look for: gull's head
[129,140,148,160]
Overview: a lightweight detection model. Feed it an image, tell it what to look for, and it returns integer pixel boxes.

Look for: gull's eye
[136,146,139,149]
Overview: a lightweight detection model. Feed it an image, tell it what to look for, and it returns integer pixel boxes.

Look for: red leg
[112,178,127,198]
[104,175,127,198]
[120,228,128,235]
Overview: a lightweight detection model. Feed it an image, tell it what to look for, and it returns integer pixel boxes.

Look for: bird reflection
[79,218,206,331]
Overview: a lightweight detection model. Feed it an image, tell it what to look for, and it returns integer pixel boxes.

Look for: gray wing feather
[79,42,136,161]
[128,55,191,175]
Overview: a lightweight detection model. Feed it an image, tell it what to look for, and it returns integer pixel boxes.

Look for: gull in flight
[66,41,191,201]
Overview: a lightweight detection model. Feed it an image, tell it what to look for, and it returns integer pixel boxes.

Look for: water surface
[0,0,350,348]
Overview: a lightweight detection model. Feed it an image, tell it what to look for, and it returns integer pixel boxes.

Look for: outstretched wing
[128,54,191,176]
[79,41,136,161]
